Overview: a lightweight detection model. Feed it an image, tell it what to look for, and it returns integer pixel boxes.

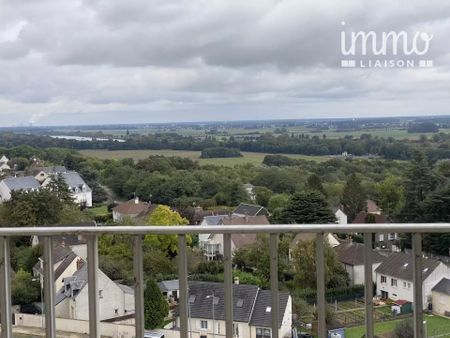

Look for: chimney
[234,277,240,285]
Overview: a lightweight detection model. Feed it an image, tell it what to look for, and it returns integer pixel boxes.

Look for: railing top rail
[0,223,449,236]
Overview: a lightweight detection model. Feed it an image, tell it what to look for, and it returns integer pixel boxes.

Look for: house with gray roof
[42,171,92,207]
[172,281,291,338]
[376,252,450,309]
[55,263,134,321]
[334,242,386,285]
[0,176,41,202]
[432,278,450,316]
[233,203,269,217]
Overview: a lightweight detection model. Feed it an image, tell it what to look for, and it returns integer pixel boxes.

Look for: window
[381,275,387,284]
[391,279,397,287]
[256,328,271,338]
[233,323,239,337]
[408,283,411,288]
[99,290,103,299]
[200,320,208,329]
[403,282,407,288]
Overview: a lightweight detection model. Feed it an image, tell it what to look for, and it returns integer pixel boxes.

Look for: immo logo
[340,22,433,68]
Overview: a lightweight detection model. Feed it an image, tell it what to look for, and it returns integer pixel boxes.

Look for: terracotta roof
[334,242,385,266]
[231,233,257,249]
[352,211,387,224]
[367,200,381,213]
[113,199,152,216]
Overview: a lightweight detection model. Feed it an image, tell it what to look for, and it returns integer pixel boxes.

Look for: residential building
[34,166,68,183]
[112,197,155,222]
[431,278,450,316]
[243,183,256,201]
[200,215,270,260]
[55,263,134,321]
[33,246,84,292]
[289,232,340,261]
[174,281,292,338]
[375,252,450,309]
[158,279,179,302]
[334,208,347,224]
[0,176,40,202]
[42,171,93,207]
[233,203,269,217]
[0,155,10,173]
[334,242,385,285]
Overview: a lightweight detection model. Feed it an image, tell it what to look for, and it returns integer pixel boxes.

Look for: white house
[334,208,347,224]
[243,184,256,201]
[199,215,270,261]
[55,263,134,321]
[0,155,10,173]
[334,242,385,286]
[0,176,41,202]
[431,278,450,316]
[375,252,450,309]
[33,246,83,292]
[112,197,154,222]
[42,171,93,207]
[174,281,292,338]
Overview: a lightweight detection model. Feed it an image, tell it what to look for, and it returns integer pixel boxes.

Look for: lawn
[79,149,329,166]
[345,314,450,338]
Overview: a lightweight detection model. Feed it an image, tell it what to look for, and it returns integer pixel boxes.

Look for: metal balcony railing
[0,223,449,338]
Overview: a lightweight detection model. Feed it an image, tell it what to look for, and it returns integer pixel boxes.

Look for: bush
[393,319,414,338]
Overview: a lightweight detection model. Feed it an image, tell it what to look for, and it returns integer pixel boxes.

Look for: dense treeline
[2,131,450,161]
[200,147,242,158]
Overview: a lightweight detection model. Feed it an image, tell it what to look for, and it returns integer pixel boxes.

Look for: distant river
[50,135,126,142]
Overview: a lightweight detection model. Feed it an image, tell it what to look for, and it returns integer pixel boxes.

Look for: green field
[79,149,329,166]
[69,126,450,140]
[345,314,450,338]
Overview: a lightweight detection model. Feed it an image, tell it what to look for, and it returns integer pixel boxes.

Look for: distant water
[50,135,125,142]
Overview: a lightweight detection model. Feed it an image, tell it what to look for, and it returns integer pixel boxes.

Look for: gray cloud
[0,0,449,126]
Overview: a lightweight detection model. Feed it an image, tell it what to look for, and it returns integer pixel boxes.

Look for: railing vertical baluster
[87,235,100,338]
[43,237,56,337]
[412,233,423,338]
[0,236,12,338]
[134,236,145,338]
[364,232,374,338]
[178,234,188,338]
[223,234,233,338]
[316,233,326,338]
[270,233,279,338]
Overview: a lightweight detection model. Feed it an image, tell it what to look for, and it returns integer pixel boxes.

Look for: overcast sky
[0,0,449,126]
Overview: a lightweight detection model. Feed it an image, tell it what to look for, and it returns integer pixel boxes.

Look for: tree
[144,278,169,329]
[291,239,349,289]
[280,192,336,224]
[12,269,41,305]
[46,174,74,204]
[342,174,366,222]
[254,186,272,207]
[375,175,405,217]
[305,174,325,195]
[145,205,190,255]
[3,190,65,226]
[399,151,436,222]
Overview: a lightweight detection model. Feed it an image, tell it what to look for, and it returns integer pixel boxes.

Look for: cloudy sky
[0,0,449,126]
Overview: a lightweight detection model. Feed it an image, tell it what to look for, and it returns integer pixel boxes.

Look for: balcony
[0,223,448,338]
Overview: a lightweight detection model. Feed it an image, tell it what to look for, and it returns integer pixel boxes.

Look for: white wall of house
[72,190,92,207]
[376,262,450,309]
[55,270,134,321]
[335,209,347,225]
[432,291,450,316]
[346,262,382,286]
[0,180,11,202]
